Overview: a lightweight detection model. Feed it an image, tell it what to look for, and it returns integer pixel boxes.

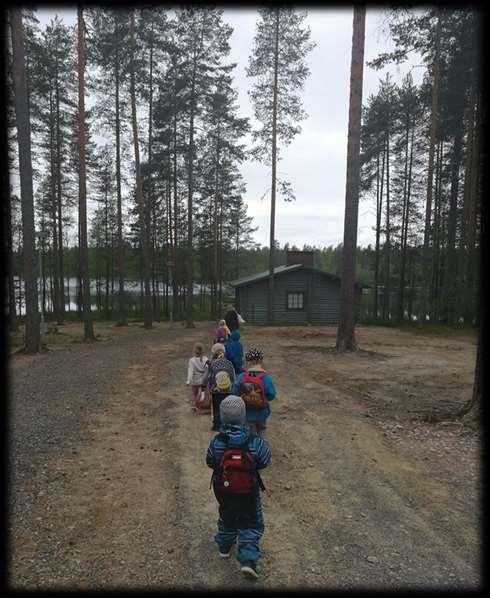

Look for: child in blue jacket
[206,395,271,579]
[233,347,276,440]
[225,329,244,374]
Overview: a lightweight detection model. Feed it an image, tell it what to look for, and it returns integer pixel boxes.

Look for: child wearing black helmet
[232,347,276,439]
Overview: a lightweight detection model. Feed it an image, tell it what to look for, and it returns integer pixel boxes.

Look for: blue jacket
[225,330,244,373]
[232,368,276,422]
[206,423,271,471]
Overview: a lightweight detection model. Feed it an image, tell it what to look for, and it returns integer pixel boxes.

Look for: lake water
[11,277,215,315]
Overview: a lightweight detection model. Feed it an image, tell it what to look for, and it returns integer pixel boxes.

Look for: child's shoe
[218,547,231,558]
[240,561,259,579]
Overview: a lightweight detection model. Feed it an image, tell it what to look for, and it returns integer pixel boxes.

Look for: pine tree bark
[268,9,280,326]
[147,22,156,320]
[382,133,391,323]
[212,121,221,320]
[457,86,475,323]
[397,115,414,322]
[49,89,60,321]
[420,10,441,323]
[10,8,40,353]
[443,121,463,324]
[55,59,65,323]
[373,148,385,320]
[5,195,18,332]
[185,41,200,329]
[77,8,95,341]
[464,93,480,324]
[115,34,126,326]
[336,6,366,352]
[172,107,179,321]
[129,10,152,328]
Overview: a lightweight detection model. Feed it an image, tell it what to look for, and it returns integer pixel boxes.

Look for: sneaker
[218,548,231,558]
[241,561,259,579]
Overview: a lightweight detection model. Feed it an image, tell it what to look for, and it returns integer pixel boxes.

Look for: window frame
[286,291,306,311]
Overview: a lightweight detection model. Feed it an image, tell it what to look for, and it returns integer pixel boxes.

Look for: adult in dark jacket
[224,306,239,332]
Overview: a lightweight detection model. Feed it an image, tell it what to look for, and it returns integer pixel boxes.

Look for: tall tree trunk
[148,22,156,320]
[373,148,385,320]
[397,115,414,322]
[129,11,152,328]
[383,132,391,323]
[115,35,126,326]
[430,141,443,321]
[420,10,441,323]
[457,326,481,422]
[172,110,179,321]
[77,8,95,341]
[443,120,464,324]
[458,87,475,324]
[166,173,172,321]
[336,6,366,352]
[10,8,40,352]
[212,121,221,320]
[465,93,480,325]
[268,9,280,326]
[186,59,198,328]
[5,195,18,332]
[76,216,83,320]
[49,89,60,321]
[105,189,110,317]
[55,61,65,323]
[218,189,224,318]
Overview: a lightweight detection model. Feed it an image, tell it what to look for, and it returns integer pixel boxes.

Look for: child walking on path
[233,347,276,440]
[206,395,271,579]
[186,343,209,411]
[213,320,230,344]
[201,343,236,430]
[225,329,244,375]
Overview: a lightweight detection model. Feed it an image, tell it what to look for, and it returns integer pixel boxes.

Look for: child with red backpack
[233,347,276,440]
[206,395,271,579]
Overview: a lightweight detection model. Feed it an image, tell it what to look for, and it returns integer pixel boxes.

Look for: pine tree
[336,6,366,352]
[247,8,314,325]
[77,8,95,341]
[9,8,41,352]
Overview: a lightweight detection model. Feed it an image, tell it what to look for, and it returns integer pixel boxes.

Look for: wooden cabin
[230,250,365,326]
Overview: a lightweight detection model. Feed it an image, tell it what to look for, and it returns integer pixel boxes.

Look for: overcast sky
[35,6,424,249]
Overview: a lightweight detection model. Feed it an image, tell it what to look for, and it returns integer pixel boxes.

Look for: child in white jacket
[187,342,209,411]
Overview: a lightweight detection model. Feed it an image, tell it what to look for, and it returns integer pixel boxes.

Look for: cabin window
[287,292,305,310]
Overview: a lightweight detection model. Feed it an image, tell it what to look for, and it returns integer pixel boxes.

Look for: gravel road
[8,322,480,590]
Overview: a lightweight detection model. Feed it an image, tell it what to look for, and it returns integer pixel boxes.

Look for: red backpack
[212,435,265,495]
[238,371,267,410]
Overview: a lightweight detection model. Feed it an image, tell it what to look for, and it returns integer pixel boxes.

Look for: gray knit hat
[220,395,246,425]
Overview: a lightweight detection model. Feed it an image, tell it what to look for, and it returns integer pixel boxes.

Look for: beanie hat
[220,395,246,425]
[212,343,225,357]
[245,347,263,362]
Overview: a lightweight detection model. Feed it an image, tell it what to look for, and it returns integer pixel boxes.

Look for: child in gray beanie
[206,395,271,579]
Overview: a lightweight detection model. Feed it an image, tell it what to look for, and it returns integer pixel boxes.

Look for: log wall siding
[235,267,363,325]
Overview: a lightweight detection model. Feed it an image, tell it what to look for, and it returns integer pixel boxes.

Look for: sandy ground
[8,321,480,590]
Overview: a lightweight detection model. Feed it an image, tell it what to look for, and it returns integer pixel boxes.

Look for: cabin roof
[230,264,370,288]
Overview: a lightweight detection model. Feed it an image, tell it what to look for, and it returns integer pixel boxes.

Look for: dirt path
[9,322,480,590]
